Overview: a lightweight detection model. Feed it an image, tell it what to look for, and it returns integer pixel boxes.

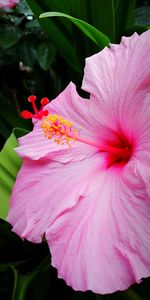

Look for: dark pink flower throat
[101,133,132,168]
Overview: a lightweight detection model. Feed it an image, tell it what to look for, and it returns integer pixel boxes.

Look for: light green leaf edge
[0,128,29,221]
[40,11,110,48]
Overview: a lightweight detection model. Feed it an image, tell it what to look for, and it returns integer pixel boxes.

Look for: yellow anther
[52,124,58,130]
[41,113,78,147]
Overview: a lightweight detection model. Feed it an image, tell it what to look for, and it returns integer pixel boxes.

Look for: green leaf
[41,0,71,14]
[123,288,143,300]
[40,11,110,48]
[86,0,115,42]
[95,295,104,300]
[37,41,55,70]
[11,266,27,300]
[25,0,81,73]
[0,26,22,49]
[0,259,29,272]
[15,0,33,16]
[114,0,136,42]
[34,0,72,32]
[0,46,18,66]
[0,128,28,221]
[70,0,115,42]
[17,36,37,68]
[11,260,50,300]
[25,19,40,30]
[32,255,50,273]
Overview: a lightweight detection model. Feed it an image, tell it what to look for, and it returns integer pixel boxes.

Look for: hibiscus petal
[16,83,100,161]
[82,30,150,132]
[46,160,150,294]
[132,159,150,197]
[7,154,103,243]
[132,93,150,165]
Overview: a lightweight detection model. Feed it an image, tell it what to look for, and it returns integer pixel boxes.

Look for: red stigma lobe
[21,95,49,120]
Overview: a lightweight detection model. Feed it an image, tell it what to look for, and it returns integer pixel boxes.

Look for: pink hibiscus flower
[8,30,150,294]
[0,0,19,8]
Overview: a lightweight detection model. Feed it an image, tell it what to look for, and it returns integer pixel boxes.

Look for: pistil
[42,113,132,165]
